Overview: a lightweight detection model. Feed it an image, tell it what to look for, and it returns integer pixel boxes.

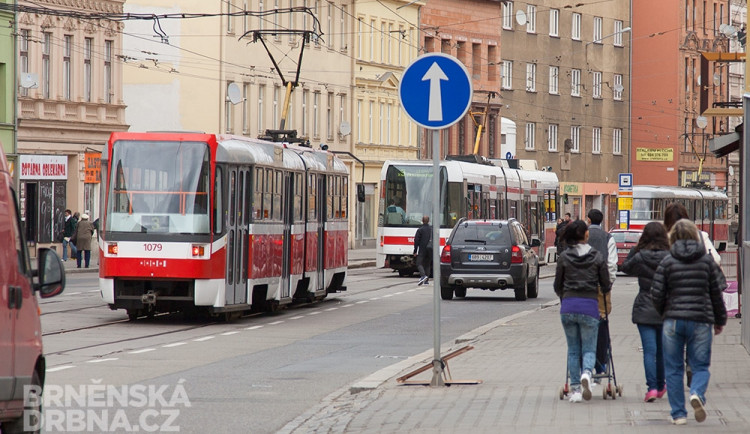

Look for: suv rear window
[452,224,511,245]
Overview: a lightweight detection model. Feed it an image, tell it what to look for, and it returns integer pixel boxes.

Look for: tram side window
[308,173,317,220]
[294,173,303,222]
[273,170,282,221]
[253,168,263,220]
[237,171,244,225]
[327,176,335,220]
[229,170,236,226]
[529,200,539,236]
[264,168,273,220]
[245,170,252,225]
[715,200,726,219]
[509,201,518,219]
[214,167,223,233]
[342,176,348,219]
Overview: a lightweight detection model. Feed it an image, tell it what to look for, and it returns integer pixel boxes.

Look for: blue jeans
[637,324,665,391]
[76,250,91,268]
[561,313,600,387]
[662,318,713,419]
[62,238,77,261]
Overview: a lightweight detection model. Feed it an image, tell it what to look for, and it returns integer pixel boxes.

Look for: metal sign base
[396,345,482,386]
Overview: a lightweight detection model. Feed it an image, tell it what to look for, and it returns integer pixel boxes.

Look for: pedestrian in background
[62,209,77,261]
[554,220,611,403]
[621,221,670,402]
[74,213,95,269]
[586,209,617,378]
[555,212,571,249]
[413,215,432,286]
[663,202,721,265]
[652,219,727,425]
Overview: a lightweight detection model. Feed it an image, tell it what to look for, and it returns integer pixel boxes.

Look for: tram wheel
[127,309,140,321]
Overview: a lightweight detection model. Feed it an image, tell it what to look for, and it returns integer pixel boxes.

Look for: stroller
[558,296,623,400]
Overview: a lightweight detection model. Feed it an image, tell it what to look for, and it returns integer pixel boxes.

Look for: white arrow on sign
[422,62,448,122]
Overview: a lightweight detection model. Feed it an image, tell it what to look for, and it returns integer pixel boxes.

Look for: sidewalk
[282,272,750,433]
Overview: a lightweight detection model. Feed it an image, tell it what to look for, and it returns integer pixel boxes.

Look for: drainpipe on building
[628,0,633,173]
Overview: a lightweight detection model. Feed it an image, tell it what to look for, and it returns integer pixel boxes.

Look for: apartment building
[16,0,128,247]
[1,0,14,156]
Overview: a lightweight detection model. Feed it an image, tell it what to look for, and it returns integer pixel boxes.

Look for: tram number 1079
[143,243,163,252]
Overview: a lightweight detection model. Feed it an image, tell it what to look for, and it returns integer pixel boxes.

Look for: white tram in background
[376,157,560,276]
[629,185,729,249]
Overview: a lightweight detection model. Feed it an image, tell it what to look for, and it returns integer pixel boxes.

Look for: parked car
[611,229,643,271]
[439,219,541,301]
[0,147,66,433]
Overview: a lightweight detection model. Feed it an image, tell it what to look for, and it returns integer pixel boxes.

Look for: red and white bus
[99,132,348,320]
[376,157,559,275]
[628,185,729,249]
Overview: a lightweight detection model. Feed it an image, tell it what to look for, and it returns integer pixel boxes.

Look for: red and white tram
[376,157,560,275]
[628,185,729,249]
[99,132,348,319]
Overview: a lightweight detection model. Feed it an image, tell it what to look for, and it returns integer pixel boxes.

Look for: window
[472,43,481,79]
[593,17,603,43]
[503,1,514,29]
[571,69,581,96]
[357,99,362,142]
[370,19,375,61]
[327,2,333,48]
[613,128,622,155]
[244,1,249,34]
[488,45,498,81]
[549,66,559,94]
[272,86,279,128]
[548,125,559,151]
[226,82,234,133]
[388,23,394,63]
[550,9,559,36]
[42,32,51,99]
[258,84,265,134]
[398,25,404,63]
[339,94,346,134]
[614,73,623,100]
[614,20,625,46]
[526,5,537,33]
[592,127,602,154]
[526,63,536,91]
[386,103,392,145]
[301,89,308,135]
[525,123,536,150]
[226,0,234,33]
[104,40,113,103]
[593,71,602,98]
[341,6,348,51]
[242,83,250,133]
[19,30,29,97]
[380,22,385,62]
[313,91,320,138]
[368,101,373,142]
[502,61,513,89]
[63,35,72,100]
[258,0,264,31]
[571,126,581,152]
[327,92,334,140]
[84,38,92,102]
[379,102,384,143]
[572,13,582,40]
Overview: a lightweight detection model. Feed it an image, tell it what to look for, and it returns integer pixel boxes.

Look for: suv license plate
[469,254,494,261]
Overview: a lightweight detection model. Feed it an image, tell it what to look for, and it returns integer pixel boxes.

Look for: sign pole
[430,129,445,386]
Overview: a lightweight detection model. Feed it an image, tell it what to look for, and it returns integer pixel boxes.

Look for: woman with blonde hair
[652,219,727,425]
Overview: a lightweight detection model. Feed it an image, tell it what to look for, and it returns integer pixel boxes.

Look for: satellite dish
[515,10,527,26]
[696,116,708,129]
[227,82,242,105]
[722,24,738,38]
[19,73,39,89]
[339,121,351,136]
[614,83,624,93]
[720,24,728,34]
[713,73,721,86]
[729,166,735,176]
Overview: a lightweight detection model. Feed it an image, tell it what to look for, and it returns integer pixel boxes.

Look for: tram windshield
[380,165,459,228]
[106,140,210,234]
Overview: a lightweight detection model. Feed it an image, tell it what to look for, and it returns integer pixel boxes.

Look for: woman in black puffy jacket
[651,219,727,425]
[621,222,670,403]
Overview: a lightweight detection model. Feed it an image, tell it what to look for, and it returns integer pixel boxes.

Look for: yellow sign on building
[635,147,674,161]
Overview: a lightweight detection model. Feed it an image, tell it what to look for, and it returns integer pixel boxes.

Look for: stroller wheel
[609,384,617,400]
[559,386,565,400]
[617,385,623,397]
[602,386,608,400]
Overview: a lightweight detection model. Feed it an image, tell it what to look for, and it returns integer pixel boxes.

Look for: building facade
[632,0,730,189]
[420,0,504,160]
[1,0,14,157]
[16,0,128,248]
[501,1,630,225]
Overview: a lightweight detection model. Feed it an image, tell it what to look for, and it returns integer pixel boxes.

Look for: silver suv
[439,219,540,301]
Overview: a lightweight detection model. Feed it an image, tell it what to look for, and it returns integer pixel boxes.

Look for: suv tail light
[511,245,523,264]
[440,245,451,263]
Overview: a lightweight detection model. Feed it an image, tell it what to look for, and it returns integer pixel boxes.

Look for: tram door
[316,174,327,291]
[225,167,248,305]
[280,172,293,299]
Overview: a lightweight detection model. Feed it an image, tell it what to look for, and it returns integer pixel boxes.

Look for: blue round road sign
[399,53,473,130]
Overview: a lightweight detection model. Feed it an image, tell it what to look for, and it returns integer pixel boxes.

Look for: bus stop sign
[399,53,472,130]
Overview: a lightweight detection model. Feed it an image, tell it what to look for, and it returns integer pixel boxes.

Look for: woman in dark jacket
[652,219,727,425]
[554,220,611,403]
[621,222,670,403]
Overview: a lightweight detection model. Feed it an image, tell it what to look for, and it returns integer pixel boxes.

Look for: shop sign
[561,183,581,195]
[85,152,101,184]
[19,155,67,180]
[635,147,674,161]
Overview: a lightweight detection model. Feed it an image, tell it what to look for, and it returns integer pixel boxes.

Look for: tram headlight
[108,243,118,255]
[192,245,205,257]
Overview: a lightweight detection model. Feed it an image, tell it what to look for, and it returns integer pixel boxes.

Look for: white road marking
[342,304,354,308]
[86,358,118,363]
[245,325,263,330]
[162,342,187,348]
[220,331,239,336]
[67,292,82,295]
[324,307,338,312]
[47,365,75,372]
[307,312,321,315]
[356,300,368,304]
[193,336,215,342]
[268,321,284,325]
[128,348,156,354]
[289,315,304,320]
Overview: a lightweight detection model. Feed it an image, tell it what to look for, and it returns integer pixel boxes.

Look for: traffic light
[563,193,569,204]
